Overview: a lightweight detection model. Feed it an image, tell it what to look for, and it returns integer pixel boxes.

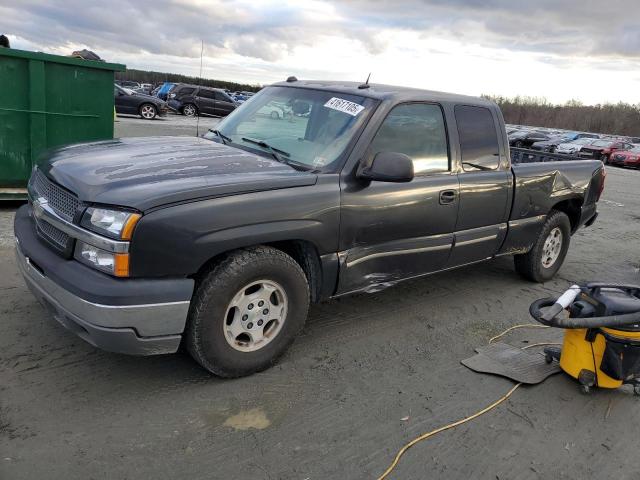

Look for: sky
[3,0,640,105]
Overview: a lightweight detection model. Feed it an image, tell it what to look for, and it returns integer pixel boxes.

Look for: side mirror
[357,151,414,183]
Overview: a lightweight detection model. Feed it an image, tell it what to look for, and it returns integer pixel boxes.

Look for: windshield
[205,86,375,170]
[591,140,613,147]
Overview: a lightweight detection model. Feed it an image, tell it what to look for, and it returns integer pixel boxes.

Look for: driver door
[337,103,459,294]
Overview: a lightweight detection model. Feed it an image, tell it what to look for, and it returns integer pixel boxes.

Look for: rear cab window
[455,105,500,172]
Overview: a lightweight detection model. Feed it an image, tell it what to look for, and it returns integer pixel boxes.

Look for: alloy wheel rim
[541,227,563,268]
[141,105,155,118]
[184,105,196,116]
[222,280,288,352]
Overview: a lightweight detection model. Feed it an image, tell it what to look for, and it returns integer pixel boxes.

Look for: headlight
[74,241,130,277]
[80,207,141,240]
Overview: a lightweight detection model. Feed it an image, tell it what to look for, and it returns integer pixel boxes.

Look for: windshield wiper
[241,137,314,172]
[211,129,232,145]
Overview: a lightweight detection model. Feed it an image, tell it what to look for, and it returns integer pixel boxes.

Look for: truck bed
[510,147,585,164]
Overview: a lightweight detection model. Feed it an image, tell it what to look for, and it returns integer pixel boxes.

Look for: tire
[270,110,280,119]
[182,103,198,117]
[139,103,157,119]
[514,210,571,283]
[514,140,524,148]
[185,246,310,377]
[549,146,556,153]
[601,154,609,164]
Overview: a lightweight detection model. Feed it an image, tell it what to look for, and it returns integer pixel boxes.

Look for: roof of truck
[270,79,495,106]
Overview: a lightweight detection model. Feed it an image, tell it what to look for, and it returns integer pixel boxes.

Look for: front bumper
[14,205,194,355]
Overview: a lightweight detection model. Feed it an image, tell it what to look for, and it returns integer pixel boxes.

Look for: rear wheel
[185,246,310,377]
[182,103,198,117]
[139,103,157,119]
[514,210,571,282]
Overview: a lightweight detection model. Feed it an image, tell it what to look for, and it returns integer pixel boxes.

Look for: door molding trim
[346,243,451,267]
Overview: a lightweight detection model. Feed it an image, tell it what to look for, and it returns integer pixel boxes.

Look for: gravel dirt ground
[1,118,639,479]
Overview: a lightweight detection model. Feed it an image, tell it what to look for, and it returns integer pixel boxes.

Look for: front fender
[129,180,340,277]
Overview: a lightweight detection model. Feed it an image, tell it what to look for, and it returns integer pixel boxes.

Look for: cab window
[455,105,500,171]
[369,103,449,174]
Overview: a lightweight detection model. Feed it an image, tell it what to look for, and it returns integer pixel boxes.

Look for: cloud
[2,0,639,104]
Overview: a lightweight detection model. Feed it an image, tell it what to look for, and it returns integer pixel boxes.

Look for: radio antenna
[358,72,371,90]
[196,39,204,138]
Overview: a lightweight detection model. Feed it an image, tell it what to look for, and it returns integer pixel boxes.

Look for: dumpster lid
[0,47,125,72]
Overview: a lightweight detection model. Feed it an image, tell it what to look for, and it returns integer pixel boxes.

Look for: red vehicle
[608,145,640,168]
[579,139,634,162]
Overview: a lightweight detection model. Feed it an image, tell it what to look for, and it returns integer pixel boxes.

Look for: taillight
[597,167,606,201]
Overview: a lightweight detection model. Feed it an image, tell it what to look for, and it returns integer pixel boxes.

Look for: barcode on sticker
[324,97,365,116]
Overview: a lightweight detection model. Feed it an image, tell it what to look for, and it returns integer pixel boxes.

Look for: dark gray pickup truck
[14,80,605,377]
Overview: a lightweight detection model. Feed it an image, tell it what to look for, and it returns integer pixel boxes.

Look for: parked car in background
[114,84,168,119]
[556,137,597,155]
[232,93,249,103]
[608,145,640,168]
[530,135,573,152]
[580,140,635,162]
[133,83,153,95]
[168,85,237,117]
[115,80,141,89]
[509,130,550,148]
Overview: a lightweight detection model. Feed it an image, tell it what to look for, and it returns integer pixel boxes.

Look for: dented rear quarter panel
[510,160,603,220]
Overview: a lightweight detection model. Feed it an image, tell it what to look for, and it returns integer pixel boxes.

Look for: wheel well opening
[193,240,323,303]
[267,240,322,303]
[551,198,582,232]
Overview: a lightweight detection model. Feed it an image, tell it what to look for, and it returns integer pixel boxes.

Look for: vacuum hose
[530,284,640,329]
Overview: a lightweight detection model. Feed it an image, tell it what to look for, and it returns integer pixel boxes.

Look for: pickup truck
[14,80,605,377]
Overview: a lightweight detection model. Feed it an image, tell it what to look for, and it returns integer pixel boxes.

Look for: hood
[41,136,317,211]
[132,92,164,103]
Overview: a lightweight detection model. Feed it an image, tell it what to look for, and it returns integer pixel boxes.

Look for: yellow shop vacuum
[530,283,640,394]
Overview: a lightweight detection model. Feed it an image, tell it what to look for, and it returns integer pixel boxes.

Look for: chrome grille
[32,169,79,221]
[35,217,70,249]
[29,169,80,255]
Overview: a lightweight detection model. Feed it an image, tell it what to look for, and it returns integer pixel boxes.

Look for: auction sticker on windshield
[324,97,365,116]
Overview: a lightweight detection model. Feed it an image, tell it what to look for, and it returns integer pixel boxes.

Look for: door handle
[439,190,457,205]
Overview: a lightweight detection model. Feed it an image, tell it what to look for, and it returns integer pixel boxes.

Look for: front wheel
[514,210,571,282]
[185,246,310,377]
[139,103,157,119]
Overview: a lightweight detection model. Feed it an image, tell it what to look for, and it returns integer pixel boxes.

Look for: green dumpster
[0,48,125,199]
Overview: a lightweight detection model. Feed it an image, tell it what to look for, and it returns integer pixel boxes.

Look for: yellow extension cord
[376,324,561,480]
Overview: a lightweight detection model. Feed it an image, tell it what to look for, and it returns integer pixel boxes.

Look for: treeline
[115,69,262,92]
[485,95,640,136]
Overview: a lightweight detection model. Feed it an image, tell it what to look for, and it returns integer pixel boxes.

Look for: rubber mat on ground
[461,342,561,384]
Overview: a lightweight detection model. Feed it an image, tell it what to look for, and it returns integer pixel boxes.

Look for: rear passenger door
[338,103,460,294]
[214,91,236,116]
[195,89,217,115]
[447,105,511,267]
